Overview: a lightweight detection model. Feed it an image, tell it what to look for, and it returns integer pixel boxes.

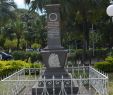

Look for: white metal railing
[89,67,108,95]
[0,66,108,95]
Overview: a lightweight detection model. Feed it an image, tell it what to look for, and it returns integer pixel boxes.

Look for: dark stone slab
[46,4,62,49]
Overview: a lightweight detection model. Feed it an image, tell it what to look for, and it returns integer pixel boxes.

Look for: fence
[0,66,108,95]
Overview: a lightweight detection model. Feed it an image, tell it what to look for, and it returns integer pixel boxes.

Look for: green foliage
[105,56,113,63]
[31,62,43,68]
[20,39,26,49]
[12,51,42,63]
[0,60,42,76]
[0,0,16,26]
[4,39,17,49]
[68,53,75,62]
[31,43,41,49]
[94,56,113,72]
[68,48,107,61]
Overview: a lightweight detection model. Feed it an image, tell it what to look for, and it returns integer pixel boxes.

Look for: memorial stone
[41,4,68,69]
[32,2,79,95]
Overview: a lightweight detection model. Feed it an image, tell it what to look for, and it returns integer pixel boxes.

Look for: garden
[0,0,113,95]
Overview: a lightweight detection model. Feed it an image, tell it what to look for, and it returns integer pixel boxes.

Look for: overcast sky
[14,0,44,15]
[14,0,28,9]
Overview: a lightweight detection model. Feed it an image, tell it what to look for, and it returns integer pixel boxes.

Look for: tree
[24,0,110,64]
[13,20,24,49]
[0,0,16,26]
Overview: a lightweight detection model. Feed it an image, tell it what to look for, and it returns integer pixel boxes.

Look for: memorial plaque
[46,4,62,49]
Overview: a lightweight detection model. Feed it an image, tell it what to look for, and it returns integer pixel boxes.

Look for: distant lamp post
[106,1,113,17]
[89,24,96,56]
[106,1,113,55]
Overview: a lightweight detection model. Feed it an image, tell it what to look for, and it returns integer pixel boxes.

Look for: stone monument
[32,1,79,95]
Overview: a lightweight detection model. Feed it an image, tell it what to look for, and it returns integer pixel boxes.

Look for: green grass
[108,73,113,95]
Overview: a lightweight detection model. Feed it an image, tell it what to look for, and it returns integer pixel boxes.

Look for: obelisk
[41,3,68,71]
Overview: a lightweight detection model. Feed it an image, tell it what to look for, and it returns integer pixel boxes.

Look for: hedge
[94,56,113,72]
[0,60,43,77]
[12,51,42,63]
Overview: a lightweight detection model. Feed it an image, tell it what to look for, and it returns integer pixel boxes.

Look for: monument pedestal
[41,49,68,68]
[32,68,79,95]
[42,68,69,78]
[32,84,78,95]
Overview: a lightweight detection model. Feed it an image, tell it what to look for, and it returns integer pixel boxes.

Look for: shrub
[31,43,41,49]
[12,51,42,63]
[94,56,113,72]
[12,51,26,60]
[0,60,43,77]
[4,39,17,50]
[68,48,108,62]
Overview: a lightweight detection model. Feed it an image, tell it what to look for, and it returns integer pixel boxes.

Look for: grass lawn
[108,73,113,95]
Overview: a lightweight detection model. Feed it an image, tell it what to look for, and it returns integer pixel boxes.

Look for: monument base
[32,68,79,95]
[32,85,79,95]
[42,68,69,78]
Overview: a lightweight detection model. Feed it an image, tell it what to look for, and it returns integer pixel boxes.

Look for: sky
[14,0,28,9]
[14,0,44,15]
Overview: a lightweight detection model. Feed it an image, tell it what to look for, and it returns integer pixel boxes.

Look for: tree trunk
[17,38,20,50]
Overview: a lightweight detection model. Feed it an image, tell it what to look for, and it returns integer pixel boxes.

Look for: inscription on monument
[46,7,62,49]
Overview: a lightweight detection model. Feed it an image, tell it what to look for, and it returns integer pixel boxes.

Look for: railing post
[71,74,73,95]
[83,64,85,78]
[61,75,64,95]
[77,64,79,78]
[89,77,91,95]
[72,65,74,77]
[67,65,69,73]
[53,75,55,95]
[35,69,37,80]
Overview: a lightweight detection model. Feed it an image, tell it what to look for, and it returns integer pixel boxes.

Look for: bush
[12,51,26,60]
[94,56,113,72]
[12,51,42,63]
[0,60,43,77]
[4,39,17,49]
[31,43,41,49]
[68,48,108,61]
